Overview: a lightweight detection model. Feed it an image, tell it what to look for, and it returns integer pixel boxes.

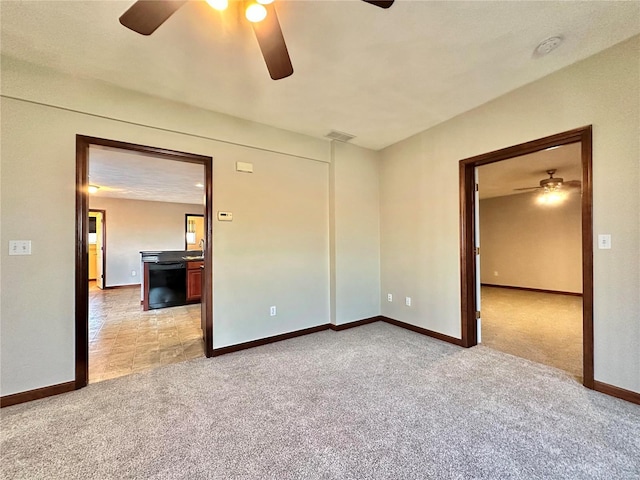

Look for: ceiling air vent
[325,130,355,142]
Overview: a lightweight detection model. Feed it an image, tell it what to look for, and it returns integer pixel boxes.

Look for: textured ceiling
[2,1,639,150]
[478,143,582,200]
[89,146,205,204]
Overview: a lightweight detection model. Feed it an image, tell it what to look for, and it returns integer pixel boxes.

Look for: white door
[474,167,482,343]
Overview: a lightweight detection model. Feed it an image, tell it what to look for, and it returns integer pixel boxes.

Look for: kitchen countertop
[140,250,204,263]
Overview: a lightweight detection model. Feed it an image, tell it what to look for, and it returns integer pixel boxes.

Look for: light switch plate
[9,240,31,255]
[217,211,233,221]
[598,234,611,250]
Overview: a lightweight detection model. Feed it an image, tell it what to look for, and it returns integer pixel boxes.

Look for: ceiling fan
[513,169,581,193]
[119,0,395,81]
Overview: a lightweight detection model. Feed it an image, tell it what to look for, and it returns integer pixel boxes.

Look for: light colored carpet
[481,286,583,380]
[2,323,639,479]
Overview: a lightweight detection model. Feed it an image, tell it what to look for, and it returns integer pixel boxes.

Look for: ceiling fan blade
[251,4,293,80]
[119,0,187,36]
[565,180,582,187]
[362,0,395,8]
[513,186,542,191]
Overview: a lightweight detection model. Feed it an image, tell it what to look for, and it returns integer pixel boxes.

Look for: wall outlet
[598,234,612,249]
[405,296,412,306]
[387,293,393,302]
[270,306,277,316]
[9,240,31,255]
[131,270,137,277]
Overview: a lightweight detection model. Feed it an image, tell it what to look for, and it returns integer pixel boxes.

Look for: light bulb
[547,192,561,204]
[246,3,267,22]
[537,190,566,206]
[206,0,228,11]
[88,185,99,194]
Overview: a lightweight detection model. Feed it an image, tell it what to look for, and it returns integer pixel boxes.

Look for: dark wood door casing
[458,126,594,388]
[75,135,214,389]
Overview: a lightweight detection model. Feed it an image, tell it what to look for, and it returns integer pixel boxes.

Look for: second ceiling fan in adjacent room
[119,0,394,80]
[513,169,581,193]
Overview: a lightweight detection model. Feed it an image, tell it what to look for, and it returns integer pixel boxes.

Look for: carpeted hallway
[481,286,583,380]
[2,323,638,479]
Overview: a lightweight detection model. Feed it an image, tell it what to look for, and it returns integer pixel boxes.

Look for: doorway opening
[459,126,594,388]
[76,135,214,389]
[477,144,583,380]
[88,209,106,290]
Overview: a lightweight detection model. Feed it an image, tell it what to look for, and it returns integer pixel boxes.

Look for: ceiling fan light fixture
[246,3,267,22]
[206,0,228,11]
[88,185,100,194]
[119,0,392,80]
[537,190,566,206]
[539,169,563,190]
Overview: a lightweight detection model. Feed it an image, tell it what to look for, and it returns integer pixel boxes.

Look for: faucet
[199,238,205,257]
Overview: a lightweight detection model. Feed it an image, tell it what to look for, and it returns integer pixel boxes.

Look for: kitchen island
[140,250,204,311]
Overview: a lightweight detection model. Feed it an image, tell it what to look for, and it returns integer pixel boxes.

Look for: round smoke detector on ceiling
[534,36,564,58]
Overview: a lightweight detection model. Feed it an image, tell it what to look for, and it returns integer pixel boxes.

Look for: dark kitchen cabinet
[186,261,203,302]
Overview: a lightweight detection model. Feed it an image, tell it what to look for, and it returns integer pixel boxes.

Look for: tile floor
[89,282,204,383]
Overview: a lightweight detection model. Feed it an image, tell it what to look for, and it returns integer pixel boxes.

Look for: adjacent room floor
[89,282,204,383]
[481,286,583,380]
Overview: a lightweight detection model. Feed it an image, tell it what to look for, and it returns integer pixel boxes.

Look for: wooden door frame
[89,209,107,286]
[75,135,214,389]
[458,126,594,388]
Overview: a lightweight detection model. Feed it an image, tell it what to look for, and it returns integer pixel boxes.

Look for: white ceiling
[2,1,639,150]
[89,146,205,204]
[478,142,582,200]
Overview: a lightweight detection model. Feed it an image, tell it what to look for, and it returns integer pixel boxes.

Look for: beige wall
[380,36,640,392]
[479,192,582,293]
[88,197,203,286]
[331,141,381,325]
[212,151,329,348]
[2,36,638,397]
[1,56,374,395]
